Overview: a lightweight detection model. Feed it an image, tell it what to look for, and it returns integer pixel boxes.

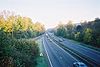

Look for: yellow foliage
[0,10,45,33]
[33,22,44,32]
[23,17,32,31]
[0,16,5,29]
[4,21,13,32]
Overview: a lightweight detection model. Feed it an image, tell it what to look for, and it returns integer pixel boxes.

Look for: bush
[0,30,39,67]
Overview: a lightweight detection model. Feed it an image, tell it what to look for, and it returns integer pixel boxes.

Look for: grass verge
[36,39,48,67]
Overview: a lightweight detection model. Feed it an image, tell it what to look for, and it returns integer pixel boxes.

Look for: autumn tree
[0,10,42,67]
[0,10,45,38]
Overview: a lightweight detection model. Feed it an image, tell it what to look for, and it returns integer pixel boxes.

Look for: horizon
[0,0,100,29]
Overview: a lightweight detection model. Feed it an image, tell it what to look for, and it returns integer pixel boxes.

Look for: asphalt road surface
[42,34,79,67]
[48,32,100,66]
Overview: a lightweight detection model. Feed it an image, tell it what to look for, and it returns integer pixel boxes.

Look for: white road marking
[49,37,78,62]
[49,36,94,66]
[42,37,53,67]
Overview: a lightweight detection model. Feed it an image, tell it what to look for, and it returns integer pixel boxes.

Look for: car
[58,38,64,42]
[73,62,87,67]
[46,33,48,36]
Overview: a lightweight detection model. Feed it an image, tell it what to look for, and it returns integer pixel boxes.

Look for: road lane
[43,36,63,67]
[48,33,100,66]
[42,35,78,67]
[61,38,100,64]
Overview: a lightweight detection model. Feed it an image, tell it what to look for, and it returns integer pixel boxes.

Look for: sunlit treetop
[0,10,45,32]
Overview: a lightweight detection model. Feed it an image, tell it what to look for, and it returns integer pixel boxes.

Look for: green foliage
[0,30,39,67]
[65,21,74,39]
[55,24,67,38]
[83,28,93,43]
[0,10,45,39]
[55,21,74,39]
[0,10,42,67]
[65,21,73,31]
[74,32,81,41]
[55,18,100,48]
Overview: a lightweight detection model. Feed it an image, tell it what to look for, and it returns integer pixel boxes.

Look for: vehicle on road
[73,62,87,67]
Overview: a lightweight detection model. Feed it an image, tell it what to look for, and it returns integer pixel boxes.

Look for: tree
[65,21,73,30]
[56,25,67,37]
[0,10,45,38]
[74,32,81,41]
[0,10,40,67]
[32,22,45,35]
[76,25,83,32]
[0,16,5,29]
[65,21,74,38]
[55,18,100,48]
[83,28,93,43]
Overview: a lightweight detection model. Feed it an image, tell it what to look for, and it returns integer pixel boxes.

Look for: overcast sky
[0,0,100,29]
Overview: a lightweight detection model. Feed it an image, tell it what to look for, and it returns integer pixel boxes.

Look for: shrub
[0,30,39,67]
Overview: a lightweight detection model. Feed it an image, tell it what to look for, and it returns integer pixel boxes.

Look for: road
[42,34,79,67]
[41,32,100,67]
[48,32,100,66]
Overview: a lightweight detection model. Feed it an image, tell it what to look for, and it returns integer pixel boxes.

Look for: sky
[0,0,100,29]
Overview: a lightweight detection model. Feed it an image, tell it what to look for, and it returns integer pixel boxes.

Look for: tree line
[0,10,45,39]
[0,10,45,67]
[54,18,100,48]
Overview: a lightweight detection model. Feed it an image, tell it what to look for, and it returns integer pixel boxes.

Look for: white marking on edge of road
[42,37,53,67]
[49,37,78,62]
[56,36,100,64]
[59,36,100,54]
[49,37,95,66]
[47,34,96,66]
